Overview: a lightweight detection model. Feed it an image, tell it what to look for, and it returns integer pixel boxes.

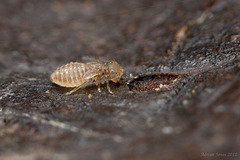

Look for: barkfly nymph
[50,60,123,95]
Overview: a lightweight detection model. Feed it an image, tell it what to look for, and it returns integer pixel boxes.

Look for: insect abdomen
[50,62,88,87]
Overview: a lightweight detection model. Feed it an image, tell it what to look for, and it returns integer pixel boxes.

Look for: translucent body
[50,61,123,94]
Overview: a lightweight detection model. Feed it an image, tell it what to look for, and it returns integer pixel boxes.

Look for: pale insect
[50,61,123,95]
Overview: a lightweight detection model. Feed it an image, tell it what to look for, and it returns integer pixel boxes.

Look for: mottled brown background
[0,0,239,160]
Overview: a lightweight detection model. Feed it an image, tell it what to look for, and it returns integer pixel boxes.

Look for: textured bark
[0,0,239,160]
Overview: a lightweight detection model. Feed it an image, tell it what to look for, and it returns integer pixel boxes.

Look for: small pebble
[88,94,93,99]
[45,90,50,94]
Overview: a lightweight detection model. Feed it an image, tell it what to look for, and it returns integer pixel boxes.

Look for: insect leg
[65,86,83,95]
[65,81,90,95]
[97,83,101,92]
[106,81,113,94]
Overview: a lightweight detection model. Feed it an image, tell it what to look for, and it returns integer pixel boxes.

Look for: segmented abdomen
[50,62,88,87]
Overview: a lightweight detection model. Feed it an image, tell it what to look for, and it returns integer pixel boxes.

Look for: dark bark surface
[0,0,239,160]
